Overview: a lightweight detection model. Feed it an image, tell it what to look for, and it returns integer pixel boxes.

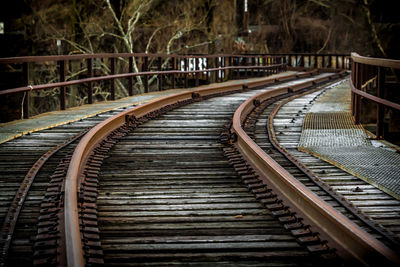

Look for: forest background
[1,0,398,58]
[0,0,398,120]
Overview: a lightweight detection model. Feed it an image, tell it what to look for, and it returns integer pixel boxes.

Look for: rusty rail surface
[230,71,400,265]
[63,71,331,266]
[351,52,400,139]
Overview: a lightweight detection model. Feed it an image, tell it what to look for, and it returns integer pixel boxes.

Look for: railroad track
[60,69,386,267]
[0,107,134,266]
[1,70,399,266]
[94,76,339,266]
[232,79,400,265]
[0,71,321,266]
[268,82,400,243]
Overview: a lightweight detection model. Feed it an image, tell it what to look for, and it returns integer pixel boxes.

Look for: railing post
[158,56,162,91]
[244,57,248,79]
[59,60,66,110]
[143,56,149,93]
[184,58,188,88]
[87,58,93,104]
[128,57,133,96]
[354,62,361,124]
[228,56,232,80]
[22,62,30,119]
[251,57,255,77]
[215,57,219,83]
[335,55,339,69]
[206,57,210,83]
[234,56,238,79]
[110,57,115,100]
[322,55,325,68]
[172,56,176,89]
[351,58,355,117]
[195,57,199,87]
[376,66,385,139]
[340,55,344,69]
[262,56,266,76]
[224,56,228,81]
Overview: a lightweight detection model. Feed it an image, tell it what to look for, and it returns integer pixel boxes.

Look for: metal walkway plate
[298,81,400,199]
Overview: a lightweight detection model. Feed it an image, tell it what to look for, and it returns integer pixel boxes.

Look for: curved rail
[231,72,400,265]
[64,71,313,266]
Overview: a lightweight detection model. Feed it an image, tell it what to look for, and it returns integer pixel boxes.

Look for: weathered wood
[96,78,334,265]
[0,108,135,266]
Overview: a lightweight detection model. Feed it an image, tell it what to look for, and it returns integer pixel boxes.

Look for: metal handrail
[350,52,400,139]
[0,64,285,96]
[350,81,400,111]
[0,53,287,120]
[0,53,351,121]
[351,52,400,69]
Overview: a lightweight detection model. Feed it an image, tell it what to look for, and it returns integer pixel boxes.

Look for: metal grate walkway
[298,81,400,199]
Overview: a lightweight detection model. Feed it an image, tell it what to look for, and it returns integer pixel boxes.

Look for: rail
[351,52,400,139]
[64,71,327,266]
[0,53,349,121]
[230,71,400,265]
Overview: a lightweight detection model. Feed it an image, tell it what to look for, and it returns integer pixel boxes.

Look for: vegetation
[0,0,398,120]
[22,0,397,57]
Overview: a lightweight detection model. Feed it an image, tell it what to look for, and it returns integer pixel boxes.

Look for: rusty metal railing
[350,53,400,140]
[0,53,350,121]
[272,53,351,70]
[0,53,286,120]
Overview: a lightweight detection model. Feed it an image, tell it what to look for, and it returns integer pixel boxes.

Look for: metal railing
[0,53,350,120]
[350,52,400,140]
[274,53,351,70]
[0,53,286,120]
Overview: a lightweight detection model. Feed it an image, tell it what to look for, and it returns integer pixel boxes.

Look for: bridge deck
[1,70,399,265]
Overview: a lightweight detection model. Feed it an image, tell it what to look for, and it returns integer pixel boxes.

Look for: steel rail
[267,79,400,248]
[0,129,89,266]
[64,71,312,267]
[0,64,285,96]
[231,74,400,265]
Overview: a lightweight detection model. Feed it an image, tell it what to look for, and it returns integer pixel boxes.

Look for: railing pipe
[351,52,400,139]
[0,53,350,120]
